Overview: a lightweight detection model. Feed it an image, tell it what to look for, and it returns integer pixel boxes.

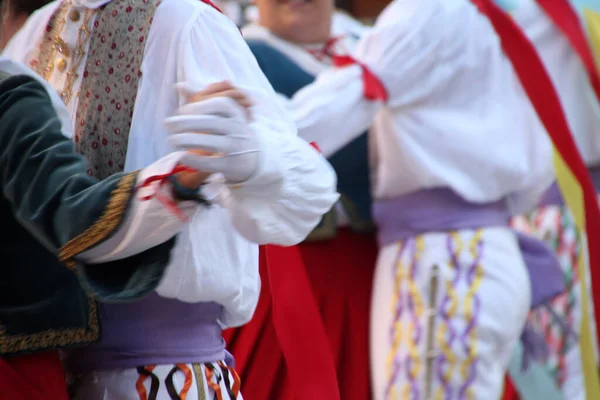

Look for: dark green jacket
[0,73,174,357]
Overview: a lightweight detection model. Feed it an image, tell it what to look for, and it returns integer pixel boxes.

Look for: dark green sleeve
[0,73,173,301]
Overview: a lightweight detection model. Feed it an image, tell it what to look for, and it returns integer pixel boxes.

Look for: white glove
[164,90,260,184]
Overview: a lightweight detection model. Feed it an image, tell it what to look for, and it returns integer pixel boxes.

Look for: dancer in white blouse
[290,0,563,398]
[3,0,338,398]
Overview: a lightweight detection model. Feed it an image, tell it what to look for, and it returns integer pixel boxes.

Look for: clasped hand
[166,81,260,189]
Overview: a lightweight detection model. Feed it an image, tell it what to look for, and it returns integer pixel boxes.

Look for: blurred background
[213,0,389,27]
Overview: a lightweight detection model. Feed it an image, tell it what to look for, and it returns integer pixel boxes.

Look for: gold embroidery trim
[61,8,97,105]
[0,293,99,354]
[59,172,138,268]
[56,37,70,58]
[41,2,69,81]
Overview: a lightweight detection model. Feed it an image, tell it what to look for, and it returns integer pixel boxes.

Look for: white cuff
[216,129,339,246]
[78,152,199,263]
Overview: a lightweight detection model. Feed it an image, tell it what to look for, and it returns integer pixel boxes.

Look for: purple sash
[373,188,564,308]
[66,294,227,373]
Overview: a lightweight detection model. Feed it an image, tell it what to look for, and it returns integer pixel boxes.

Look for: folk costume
[3,1,339,399]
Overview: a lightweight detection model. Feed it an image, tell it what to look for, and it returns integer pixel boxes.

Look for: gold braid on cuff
[58,172,138,269]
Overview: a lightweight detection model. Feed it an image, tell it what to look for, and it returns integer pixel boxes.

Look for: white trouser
[370,227,531,400]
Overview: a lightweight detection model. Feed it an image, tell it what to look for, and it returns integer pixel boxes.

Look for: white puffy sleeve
[292,66,379,157]
[291,0,444,156]
[176,6,339,246]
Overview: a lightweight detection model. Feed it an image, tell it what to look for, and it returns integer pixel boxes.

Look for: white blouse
[4,0,338,327]
[504,0,600,167]
[291,0,555,216]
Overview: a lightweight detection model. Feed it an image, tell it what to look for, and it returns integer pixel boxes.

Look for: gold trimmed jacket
[0,73,174,356]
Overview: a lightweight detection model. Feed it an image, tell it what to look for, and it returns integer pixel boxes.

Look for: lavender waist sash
[373,188,564,308]
[540,165,600,207]
[66,293,227,373]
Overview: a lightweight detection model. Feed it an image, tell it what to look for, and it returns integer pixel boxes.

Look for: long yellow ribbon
[554,150,599,399]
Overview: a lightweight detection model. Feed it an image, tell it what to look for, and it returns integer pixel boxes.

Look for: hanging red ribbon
[264,142,340,400]
[332,55,389,101]
[264,245,341,400]
[196,3,341,399]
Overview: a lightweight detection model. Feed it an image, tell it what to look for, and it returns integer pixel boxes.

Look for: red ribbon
[322,37,389,102]
[194,4,341,398]
[536,0,600,106]
[264,245,341,400]
[260,139,340,399]
[136,165,196,222]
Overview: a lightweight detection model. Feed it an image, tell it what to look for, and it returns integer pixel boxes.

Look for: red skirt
[223,229,378,400]
[0,351,69,400]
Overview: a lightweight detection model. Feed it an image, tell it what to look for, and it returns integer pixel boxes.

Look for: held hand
[177,81,253,136]
[165,81,261,184]
[174,168,210,190]
[171,81,255,186]
[182,81,254,111]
